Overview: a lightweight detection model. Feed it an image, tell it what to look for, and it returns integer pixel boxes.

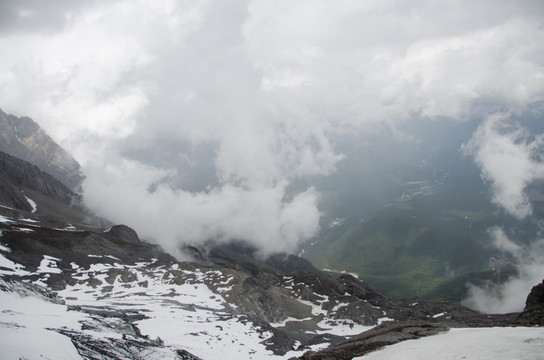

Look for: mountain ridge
[0,108,83,190]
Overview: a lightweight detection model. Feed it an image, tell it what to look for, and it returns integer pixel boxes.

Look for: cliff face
[513,279,544,326]
[0,151,75,206]
[0,150,108,229]
[0,109,83,190]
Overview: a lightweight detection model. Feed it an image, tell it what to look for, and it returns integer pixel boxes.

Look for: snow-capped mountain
[1,147,542,359]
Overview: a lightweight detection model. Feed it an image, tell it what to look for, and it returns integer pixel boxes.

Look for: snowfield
[355,327,544,360]
[0,249,327,359]
[0,287,86,360]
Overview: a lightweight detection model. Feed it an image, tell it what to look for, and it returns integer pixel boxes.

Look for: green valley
[302,176,539,301]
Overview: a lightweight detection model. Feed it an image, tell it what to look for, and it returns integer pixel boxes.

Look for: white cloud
[463,227,544,313]
[488,227,522,255]
[462,112,544,219]
[1,0,544,256]
[82,155,321,258]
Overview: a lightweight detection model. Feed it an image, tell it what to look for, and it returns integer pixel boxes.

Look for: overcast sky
[1,0,543,257]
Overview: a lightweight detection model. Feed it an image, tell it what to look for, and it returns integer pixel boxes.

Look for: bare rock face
[513,279,544,326]
[0,151,75,206]
[525,279,544,309]
[0,149,110,231]
[0,109,83,190]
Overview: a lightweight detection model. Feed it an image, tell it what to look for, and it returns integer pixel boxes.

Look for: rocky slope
[0,136,541,359]
[0,150,106,229]
[0,212,525,359]
[0,109,83,190]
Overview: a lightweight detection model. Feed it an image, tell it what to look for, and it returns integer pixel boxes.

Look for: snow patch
[36,255,63,274]
[377,317,393,325]
[0,253,30,275]
[24,196,37,213]
[52,261,289,359]
[297,299,327,316]
[328,217,346,228]
[322,268,359,279]
[330,301,350,313]
[0,215,14,224]
[315,318,372,336]
[355,327,544,360]
[20,218,39,223]
[0,241,10,252]
[271,316,312,327]
[88,254,121,261]
[14,227,34,233]
[0,290,87,359]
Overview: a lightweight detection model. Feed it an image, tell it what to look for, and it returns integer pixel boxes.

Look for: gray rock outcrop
[0,109,83,190]
[513,279,544,326]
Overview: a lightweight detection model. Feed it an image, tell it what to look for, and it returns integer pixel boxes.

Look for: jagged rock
[0,165,34,212]
[338,274,383,300]
[513,279,544,326]
[525,279,544,309]
[0,151,75,206]
[0,150,109,228]
[0,109,84,190]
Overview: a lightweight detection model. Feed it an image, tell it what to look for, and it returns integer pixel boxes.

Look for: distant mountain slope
[301,106,544,302]
[0,109,83,190]
[0,150,105,229]
[302,178,528,300]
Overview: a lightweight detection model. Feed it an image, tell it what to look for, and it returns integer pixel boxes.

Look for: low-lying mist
[463,226,544,313]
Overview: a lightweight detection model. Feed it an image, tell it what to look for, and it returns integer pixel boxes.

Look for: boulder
[106,225,141,244]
